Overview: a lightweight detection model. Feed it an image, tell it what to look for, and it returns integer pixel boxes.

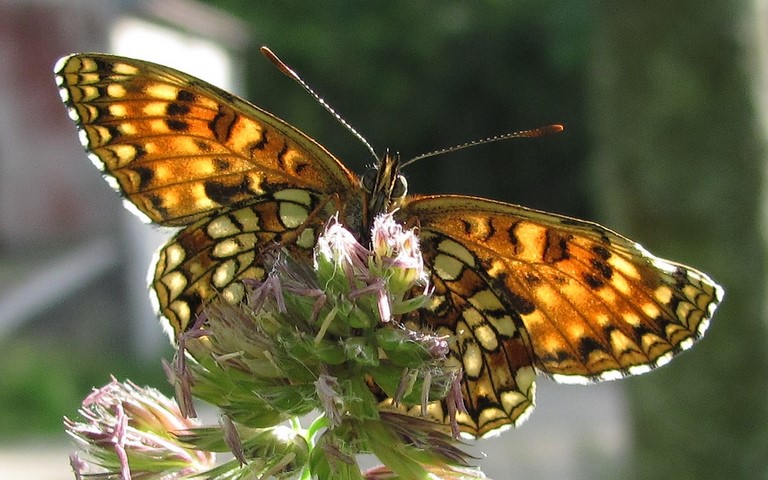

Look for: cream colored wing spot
[489,314,517,337]
[233,209,261,232]
[273,188,313,205]
[428,294,448,314]
[162,243,187,271]
[207,215,243,239]
[431,231,480,282]
[296,227,316,249]
[110,61,140,76]
[222,282,245,305]
[434,253,464,281]
[108,104,128,117]
[212,259,237,288]
[278,201,309,229]
[119,122,138,135]
[641,301,661,319]
[462,307,499,351]
[509,222,547,261]
[437,238,476,267]
[468,289,518,337]
[468,289,504,311]
[608,253,641,280]
[168,300,191,327]
[501,366,537,426]
[161,270,189,300]
[515,366,536,395]
[106,83,127,98]
[274,189,313,229]
[462,345,483,378]
[85,125,114,146]
[101,144,140,166]
[459,339,483,378]
[476,409,510,436]
[596,286,618,304]
[142,102,168,116]
[191,189,218,212]
[212,234,256,258]
[145,83,180,101]
[622,312,641,327]
[607,271,631,295]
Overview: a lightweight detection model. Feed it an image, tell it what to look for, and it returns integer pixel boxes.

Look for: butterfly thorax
[361,151,408,227]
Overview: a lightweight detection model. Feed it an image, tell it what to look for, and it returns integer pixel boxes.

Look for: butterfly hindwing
[399,195,722,436]
[412,228,537,436]
[152,193,332,334]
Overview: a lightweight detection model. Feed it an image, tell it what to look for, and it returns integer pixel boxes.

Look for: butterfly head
[361,150,408,219]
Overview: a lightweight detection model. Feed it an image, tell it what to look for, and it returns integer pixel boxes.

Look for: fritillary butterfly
[54,52,722,437]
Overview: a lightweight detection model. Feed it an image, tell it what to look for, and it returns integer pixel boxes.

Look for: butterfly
[55,51,723,438]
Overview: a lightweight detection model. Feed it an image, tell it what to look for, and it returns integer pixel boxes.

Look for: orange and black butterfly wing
[149,193,334,334]
[399,195,722,437]
[54,54,362,334]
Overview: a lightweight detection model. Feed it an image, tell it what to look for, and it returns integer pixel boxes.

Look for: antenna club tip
[259,46,280,64]
[522,124,565,138]
[260,46,299,80]
[530,124,565,137]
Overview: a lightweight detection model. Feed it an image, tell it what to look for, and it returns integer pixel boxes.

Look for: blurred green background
[0,1,765,478]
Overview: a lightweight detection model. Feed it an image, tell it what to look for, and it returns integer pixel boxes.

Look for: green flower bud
[344,336,379,367]
[375,327,433,368]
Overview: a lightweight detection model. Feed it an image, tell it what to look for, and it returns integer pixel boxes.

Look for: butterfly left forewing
[55,53,364,335]
[54,54,359,226]
[398,195,722,436]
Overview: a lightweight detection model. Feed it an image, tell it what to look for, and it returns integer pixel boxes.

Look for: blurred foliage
[0,339,167,437]
[0,269,171,439]
[590,1,768,479]
[205,1,592,218]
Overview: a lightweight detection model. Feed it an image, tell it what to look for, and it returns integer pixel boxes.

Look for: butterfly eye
[360,168,378,194]
[391,175,408,200]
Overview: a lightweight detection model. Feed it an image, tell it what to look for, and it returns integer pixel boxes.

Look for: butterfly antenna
[400,124,564,168]
[261,46,379,161]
